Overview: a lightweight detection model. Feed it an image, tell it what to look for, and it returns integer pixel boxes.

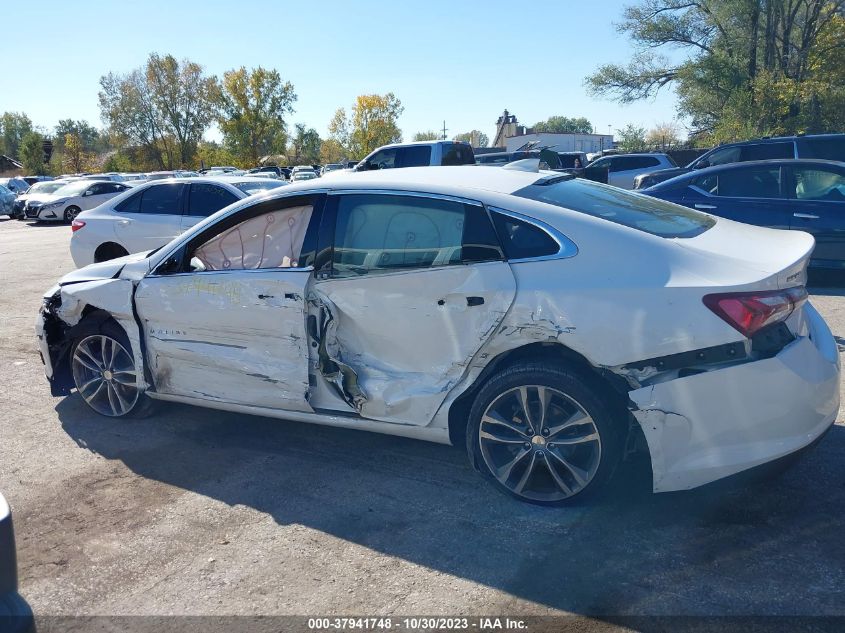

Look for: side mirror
[189,257,207,273]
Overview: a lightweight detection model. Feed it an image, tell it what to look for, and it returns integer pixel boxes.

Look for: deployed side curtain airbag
[195,205,313,270]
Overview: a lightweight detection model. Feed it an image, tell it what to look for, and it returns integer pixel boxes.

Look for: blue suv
[633,133,845,190]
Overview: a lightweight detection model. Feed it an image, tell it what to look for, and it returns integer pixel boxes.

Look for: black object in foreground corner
[0,493,34,633]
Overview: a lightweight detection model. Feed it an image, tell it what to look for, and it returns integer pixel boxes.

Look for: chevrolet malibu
[35,167,840,505]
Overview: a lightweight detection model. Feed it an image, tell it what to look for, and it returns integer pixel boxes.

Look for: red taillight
[703,287,807,337]
[71,220,85,232]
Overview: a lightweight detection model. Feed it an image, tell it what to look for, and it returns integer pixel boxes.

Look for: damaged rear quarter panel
[629,329,839,492]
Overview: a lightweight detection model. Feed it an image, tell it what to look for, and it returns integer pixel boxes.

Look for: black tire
[466,362,623,506]
[70,320,156,419]
[64,206,81,222]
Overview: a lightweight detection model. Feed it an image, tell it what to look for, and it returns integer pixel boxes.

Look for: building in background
[491,110,614,155]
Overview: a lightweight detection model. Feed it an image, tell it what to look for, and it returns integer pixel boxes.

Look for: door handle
[694,203,717,210]
[117,219,130,226]
[257,294,274,300]
[793,213,819,220]
[466,296,485,307]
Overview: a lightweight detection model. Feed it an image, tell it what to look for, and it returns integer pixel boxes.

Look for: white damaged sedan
[35,167,840,504]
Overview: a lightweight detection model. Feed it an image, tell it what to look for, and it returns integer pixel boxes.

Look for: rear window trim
[486,205,578,263]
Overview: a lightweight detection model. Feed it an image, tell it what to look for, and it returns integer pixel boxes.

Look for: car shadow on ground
[54,394,845,620]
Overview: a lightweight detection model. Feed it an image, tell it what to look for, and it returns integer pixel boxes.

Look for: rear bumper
[631,301,840,493]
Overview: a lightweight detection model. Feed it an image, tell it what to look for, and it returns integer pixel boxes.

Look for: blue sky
[5,0,683,143]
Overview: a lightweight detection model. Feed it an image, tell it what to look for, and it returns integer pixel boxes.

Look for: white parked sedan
[24,180,132,222]
[69,176,287,267]
[36,167,839,505]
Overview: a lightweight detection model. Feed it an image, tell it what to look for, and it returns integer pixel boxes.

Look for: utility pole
[441,120,448,140]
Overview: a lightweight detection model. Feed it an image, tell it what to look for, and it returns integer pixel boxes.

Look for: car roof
[263,165,548,198]
[716,132,844,146]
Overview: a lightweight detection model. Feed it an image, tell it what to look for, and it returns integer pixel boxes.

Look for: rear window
[513,178,715,238]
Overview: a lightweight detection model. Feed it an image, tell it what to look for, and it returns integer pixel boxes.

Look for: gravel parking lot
[1,218,844,627]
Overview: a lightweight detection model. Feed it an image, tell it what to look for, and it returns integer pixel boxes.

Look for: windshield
[52,181,92,197]
[28,182,65,195]
[513,178,715,238]
[232,180,287,195]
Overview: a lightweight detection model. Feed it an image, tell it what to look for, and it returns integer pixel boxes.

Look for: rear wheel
[94,242,129,263]
[70,323,153,418]
[467,363,623,505]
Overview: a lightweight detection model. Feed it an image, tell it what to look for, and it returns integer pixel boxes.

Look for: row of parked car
[3,133,844,271]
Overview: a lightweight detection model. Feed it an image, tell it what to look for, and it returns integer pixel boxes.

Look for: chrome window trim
[487,205,578,263]
[149,266,314,279]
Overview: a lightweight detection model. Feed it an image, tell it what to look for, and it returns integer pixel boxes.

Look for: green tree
[288,123,322,164]
[586,0,845,139]
[0,112,33,158]
[616,124,648,152]
[413,130,440,141]
[330,93,404,158]
[219,66,296,165]
[54,119,101,153]
[146,53,221,167]
[320,138,348,164]
[63,133,91,173]
[532,116,594,134]
[453,130,490,147]
[19,131,48,174]
[99,68,170,169]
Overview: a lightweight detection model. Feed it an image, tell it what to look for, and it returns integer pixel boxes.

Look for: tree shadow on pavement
[54,394,845,622]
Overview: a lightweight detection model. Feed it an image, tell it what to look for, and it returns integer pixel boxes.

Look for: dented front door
[134,270,311,411]
[310,192,517,425]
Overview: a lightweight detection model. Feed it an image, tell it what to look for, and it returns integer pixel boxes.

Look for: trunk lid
[673,217,813,291]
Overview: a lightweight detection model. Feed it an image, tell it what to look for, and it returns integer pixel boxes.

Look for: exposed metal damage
[308,293,367,412]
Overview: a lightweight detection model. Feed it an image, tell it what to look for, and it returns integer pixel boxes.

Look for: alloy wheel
[478,385,602,502]
[71,335,140,417]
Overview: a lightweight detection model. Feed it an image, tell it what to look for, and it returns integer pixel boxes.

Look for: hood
[24,192,62,204]
[58,251,152,286]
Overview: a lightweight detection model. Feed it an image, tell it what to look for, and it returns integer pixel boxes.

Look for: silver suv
[354,141,475,171]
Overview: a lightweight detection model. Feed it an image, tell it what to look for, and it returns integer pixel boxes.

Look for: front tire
[64,206,81,222]
[467,363,623,506]
[70,323,153,418]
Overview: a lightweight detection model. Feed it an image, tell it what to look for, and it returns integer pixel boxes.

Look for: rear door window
[789,166,845,201]
[397,145,432,167]
[442,143,475,166]
[135,183,186,214]
[187,183,239,217]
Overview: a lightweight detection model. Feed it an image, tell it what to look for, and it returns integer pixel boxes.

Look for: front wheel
[70,324,153,418]
[467,363,623,505]
[64,206,81,222]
